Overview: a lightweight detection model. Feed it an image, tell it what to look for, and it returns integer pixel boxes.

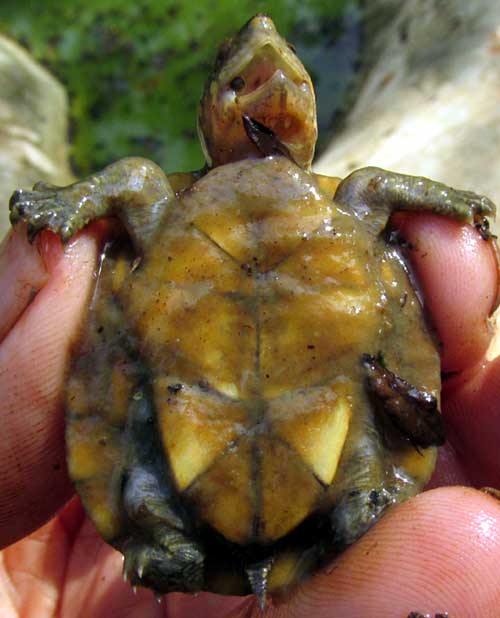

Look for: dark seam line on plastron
[256,214,337,275]
[254,267,262,395]
[191,223,243,265]
[180,434,245,495]
[268,431,328,491]
[250,436,263,541]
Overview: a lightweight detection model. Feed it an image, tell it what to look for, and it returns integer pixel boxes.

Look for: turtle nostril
[230,76,246,92]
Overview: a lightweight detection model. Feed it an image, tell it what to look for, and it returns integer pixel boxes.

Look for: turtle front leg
[334,167,496,236]
[9,157,175,252]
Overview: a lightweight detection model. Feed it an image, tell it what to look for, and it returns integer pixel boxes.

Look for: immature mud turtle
[9,14,495,605]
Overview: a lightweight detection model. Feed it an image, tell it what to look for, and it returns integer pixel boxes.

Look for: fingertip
[276,487,500,618]
[35,228,66,273]
[392,213,499,373]
[443,355,500,487]
[166,592,252,618]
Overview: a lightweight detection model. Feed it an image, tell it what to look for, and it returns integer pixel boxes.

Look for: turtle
[9,14,496,605]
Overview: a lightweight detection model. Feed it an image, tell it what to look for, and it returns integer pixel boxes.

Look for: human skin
[0,213,499,617]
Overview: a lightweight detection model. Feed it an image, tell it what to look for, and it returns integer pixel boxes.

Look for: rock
[316,0,500,233]
[0,35,73,237]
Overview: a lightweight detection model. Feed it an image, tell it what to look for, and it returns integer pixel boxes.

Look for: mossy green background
[0,1,355,175]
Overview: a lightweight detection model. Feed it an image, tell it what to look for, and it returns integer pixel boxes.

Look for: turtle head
[198,15,317,169]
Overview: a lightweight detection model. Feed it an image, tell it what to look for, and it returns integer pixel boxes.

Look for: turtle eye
[230,76,245,92]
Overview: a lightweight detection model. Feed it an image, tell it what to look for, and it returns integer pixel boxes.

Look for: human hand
[0,214,499,617]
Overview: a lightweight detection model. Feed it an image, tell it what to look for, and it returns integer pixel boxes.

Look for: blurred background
[0,0,499,236]
[0,0,359,175]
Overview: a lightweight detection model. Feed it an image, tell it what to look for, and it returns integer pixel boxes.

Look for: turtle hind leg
[334,166,496,237]
[329,485,395,551]
[326,430,395,550]
[120,465,205,594]
[122,529,204,594]
[120,389,205,594]
[326,356,444,553]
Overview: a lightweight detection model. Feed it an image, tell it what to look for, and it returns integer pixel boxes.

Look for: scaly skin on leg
[327,429,392,550]
[122,467,205,594]
[9,157,176,252]
[334,167,496,236]
[120,386,205,593]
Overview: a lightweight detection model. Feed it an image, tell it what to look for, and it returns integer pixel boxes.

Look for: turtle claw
[33,180,61,192]
[458,189,496,219]
[457,190,497,239]
[123,546,149,587]
[121,536,205,594]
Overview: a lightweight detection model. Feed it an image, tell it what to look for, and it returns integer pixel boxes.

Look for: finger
[0,227,100,548]
[391,213,498,373]
[0,497,74,617]
[442,355,500,487]
[392,213,500,485]
[166,592,251,618]
[5,489,499,618]
[426,441,470,489]
[59,518,159,618]
[0,226,49,342]
[261,487,500,617]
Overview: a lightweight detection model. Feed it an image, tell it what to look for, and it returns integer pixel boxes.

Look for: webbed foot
[453,187,496,219]
[122,534,204,594]
[330,485,395,549]
[334,167,496,236]
[9,157,175,250]
[9,184,91,242]
[121,466,205,594]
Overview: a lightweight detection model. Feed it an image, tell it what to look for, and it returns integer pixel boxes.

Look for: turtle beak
[199,15,317,169]
[222,15,306,93]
